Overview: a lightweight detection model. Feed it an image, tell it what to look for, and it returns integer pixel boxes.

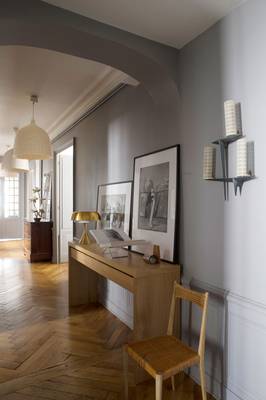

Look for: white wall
[179,1,266,399]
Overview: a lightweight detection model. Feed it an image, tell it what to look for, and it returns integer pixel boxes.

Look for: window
[4,176,20,218]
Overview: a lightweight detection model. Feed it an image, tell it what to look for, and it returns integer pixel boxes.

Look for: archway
[0,0,179,106]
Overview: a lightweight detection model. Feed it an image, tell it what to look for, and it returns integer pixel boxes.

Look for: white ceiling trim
[48,69,139,140]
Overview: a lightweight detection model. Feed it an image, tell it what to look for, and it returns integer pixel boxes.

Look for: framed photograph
[131,145,180,263]
[97,181,132,235]
[42,172,52,221]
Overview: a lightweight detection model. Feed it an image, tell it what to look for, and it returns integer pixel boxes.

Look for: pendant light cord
[32,100,35,123]
[30,94,38,124]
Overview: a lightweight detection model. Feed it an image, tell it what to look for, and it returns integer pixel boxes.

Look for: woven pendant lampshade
[14,95,52,160]
[2,148,29,173]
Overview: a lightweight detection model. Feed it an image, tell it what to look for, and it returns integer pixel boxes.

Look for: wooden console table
[69,241,180,340]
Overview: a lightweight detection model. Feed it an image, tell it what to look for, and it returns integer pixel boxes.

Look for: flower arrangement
[30,187,45,222]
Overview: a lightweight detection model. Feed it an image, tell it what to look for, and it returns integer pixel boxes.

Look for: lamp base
[79,223,91,245]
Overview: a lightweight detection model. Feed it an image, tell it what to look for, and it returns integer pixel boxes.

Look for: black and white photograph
[138,162,169,232]
[97,181,132,235]
[132,145,180,263]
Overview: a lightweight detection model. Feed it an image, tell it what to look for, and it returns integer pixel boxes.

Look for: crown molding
[48,69,139,140]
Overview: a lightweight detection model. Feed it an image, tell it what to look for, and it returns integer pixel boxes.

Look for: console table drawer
[70,248,135,293]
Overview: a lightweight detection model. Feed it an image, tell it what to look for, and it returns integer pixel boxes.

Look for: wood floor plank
[0,241,214,399]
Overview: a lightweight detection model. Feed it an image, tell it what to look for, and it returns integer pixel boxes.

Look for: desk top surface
[69,241,180,278]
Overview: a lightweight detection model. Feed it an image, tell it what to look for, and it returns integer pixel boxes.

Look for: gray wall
[53,83,180,327]
[54,84,180,211]
[178,1,266,399]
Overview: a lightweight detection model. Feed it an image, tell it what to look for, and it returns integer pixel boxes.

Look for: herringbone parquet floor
[0,240,213,400]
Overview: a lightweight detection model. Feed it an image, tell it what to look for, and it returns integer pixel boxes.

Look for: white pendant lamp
[2,148,29,172]
[0,163,18,177]
[2,130,30,173]
[14,95,52,160]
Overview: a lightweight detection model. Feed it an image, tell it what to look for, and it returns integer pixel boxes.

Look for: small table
[69,241,180,341]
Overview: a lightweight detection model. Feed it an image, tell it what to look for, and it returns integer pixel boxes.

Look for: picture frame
[131,145,180,263]
[42,172,52,221]
[97,181,133,235]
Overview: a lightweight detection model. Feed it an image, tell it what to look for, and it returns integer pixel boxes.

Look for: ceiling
[44,0,245,49]
[0,46,130,156]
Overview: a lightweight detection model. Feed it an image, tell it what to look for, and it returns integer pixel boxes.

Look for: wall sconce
[203,100,256,200]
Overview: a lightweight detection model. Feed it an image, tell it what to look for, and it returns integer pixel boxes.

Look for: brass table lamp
[71,211,101,245]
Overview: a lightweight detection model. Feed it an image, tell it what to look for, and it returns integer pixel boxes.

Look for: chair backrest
[167,282,208,357]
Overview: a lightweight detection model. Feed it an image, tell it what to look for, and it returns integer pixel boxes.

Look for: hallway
[0,241,211,399]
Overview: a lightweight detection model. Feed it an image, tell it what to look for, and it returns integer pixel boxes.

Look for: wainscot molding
[226,292,266,400]
[182,277,228,400]
[188,277,229,300]
[48,68,139,140]
[182,276,266,400]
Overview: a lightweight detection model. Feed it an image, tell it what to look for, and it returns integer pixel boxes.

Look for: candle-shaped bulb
[203,146,216,179]
[236,137,248,176]
[224,100,238,136]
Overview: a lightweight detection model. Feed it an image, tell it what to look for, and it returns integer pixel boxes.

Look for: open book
[89,228,147,249]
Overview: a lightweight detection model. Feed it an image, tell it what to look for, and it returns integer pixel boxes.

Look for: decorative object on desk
[90,228,147,258]
[203,146,216,179]
[14,95,52,160]
[97,181,132,235]
[30,187,45,222]
[203,100,255,200]
[131,145,180,263]
[143,245,160,265]
[143,254,158,265]
[153,244,160,260]
[71,211,101,245]
[90,228,130,246]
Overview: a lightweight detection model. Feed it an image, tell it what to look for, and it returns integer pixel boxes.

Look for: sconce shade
[71,211,101,222]
[2,149,29,172]
[14,121,52,160]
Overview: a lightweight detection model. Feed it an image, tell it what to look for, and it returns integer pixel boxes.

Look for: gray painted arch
[0,0,180,117]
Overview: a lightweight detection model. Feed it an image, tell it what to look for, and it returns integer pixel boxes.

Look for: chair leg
[155,375,163,400]
[123,347,129,400]
[199,360,207,400]
[171,376,176,391]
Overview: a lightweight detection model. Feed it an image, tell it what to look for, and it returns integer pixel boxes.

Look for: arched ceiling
[0,0,181,153]
[0,46,129,155]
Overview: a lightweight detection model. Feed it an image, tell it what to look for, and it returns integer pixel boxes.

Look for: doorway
[56,145,74,263]
[0,173,24,240]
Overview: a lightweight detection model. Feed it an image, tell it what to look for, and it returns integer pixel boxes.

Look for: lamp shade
[0,163,18,177]
[14,121,52,160]
[2,149,29,172]
[71,211,101,222]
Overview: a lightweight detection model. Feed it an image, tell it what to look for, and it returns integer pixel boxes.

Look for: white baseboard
[99,294,133,329]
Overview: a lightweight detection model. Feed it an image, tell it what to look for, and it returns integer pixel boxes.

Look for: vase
[34,217,41,223]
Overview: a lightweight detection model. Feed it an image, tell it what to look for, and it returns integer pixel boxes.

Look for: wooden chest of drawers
[24,221,53,262]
